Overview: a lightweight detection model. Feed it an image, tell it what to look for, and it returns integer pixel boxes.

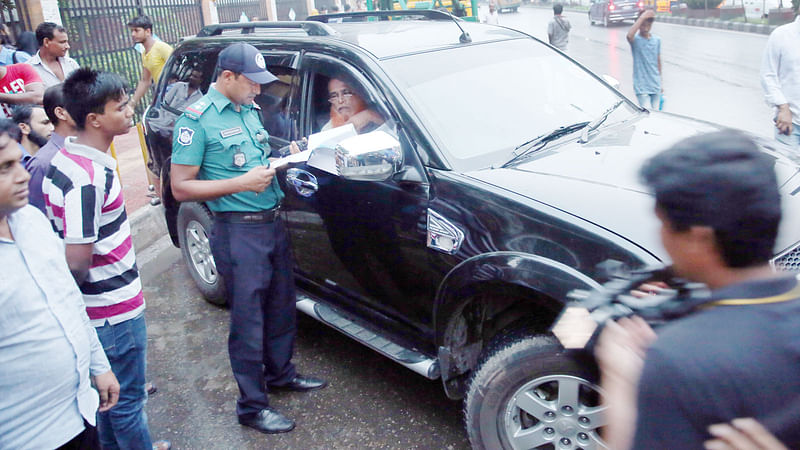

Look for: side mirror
[602,74,621,90]
[334,130,403,182]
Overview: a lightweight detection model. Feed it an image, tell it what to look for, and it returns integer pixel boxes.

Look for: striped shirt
[42,136,145,326]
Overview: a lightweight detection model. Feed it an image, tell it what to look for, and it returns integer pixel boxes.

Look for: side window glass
[255,63,296,141]
[305,60,395,137]
[149,51,215,138]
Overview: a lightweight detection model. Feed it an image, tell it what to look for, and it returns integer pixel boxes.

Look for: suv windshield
[383,38,636,169]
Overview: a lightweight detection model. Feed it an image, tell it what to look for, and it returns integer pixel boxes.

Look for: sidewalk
[114,126,168,253]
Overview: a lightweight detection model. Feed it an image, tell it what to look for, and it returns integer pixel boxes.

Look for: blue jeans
[637,93,660,110]
[95,313,153,450]
[775,126,800,150]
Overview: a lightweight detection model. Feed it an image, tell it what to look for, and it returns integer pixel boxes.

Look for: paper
[269,149,311,170]
[307,123,357,151]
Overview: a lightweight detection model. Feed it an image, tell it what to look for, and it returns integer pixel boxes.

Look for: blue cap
[218,43,277,85]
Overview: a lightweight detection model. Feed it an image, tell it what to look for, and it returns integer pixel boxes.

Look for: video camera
[551,262,710,350]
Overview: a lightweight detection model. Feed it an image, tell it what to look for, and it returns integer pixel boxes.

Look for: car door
[279,53,437,331]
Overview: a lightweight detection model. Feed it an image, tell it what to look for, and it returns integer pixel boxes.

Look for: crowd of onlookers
[0,16,173,450]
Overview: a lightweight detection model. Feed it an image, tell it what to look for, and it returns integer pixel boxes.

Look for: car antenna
[447,12,472,43]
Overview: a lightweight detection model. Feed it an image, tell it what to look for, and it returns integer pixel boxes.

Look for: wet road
[140,243,470,449]
[498,6,774,136]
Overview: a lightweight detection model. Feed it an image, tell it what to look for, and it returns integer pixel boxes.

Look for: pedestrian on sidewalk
[41,67,170,450]
[171,43,327,435]
[12,104,52,160]
[547,4,571,52]
[26,84,75,213]
[0,117,120,450]
[627,9,662,110]
[760,15,800,150]
[481,2,500,25]
[27,22,80,87]
[128,16,172,110]
[0,62,44,118]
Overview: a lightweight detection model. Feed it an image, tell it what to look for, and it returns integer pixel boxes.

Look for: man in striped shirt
[42,68,168,450]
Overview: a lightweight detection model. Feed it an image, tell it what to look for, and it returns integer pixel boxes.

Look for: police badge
[232,146,246,168]
[177,127,194,146]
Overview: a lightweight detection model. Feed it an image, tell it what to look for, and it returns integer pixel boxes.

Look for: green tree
[792,0,799,12]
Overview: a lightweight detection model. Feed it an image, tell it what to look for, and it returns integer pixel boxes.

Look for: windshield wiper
[579,100,624,143]
[500,121,589,168]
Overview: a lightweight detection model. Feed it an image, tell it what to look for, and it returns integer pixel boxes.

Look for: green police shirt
[171,87,284,212]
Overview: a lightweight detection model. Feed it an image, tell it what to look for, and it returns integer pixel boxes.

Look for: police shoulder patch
[177,127,195,146]
[183,98,210,120]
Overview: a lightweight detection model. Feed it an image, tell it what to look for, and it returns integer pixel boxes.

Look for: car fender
[433,251,601,346]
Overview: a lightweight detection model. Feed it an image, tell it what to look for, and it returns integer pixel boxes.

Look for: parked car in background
[589,0,644,25]
[143,11,800,449]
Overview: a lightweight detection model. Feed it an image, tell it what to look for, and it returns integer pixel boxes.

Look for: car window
[302,57,395,137]
[383,39,637,169]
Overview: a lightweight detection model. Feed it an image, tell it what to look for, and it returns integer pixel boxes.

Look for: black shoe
[269,374,328,392]
[238,408,295,434]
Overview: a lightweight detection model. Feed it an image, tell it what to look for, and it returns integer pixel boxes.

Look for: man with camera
[594,131,800,448]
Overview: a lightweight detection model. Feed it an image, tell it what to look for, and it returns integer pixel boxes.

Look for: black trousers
[210,217,297,416]
[57,421,99,450]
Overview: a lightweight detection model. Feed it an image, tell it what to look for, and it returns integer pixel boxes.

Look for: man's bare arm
[131,67,152,108]
[65,242,94,285]
[171,163,275,203]
[0,82,44,105]
[627,10,654,43]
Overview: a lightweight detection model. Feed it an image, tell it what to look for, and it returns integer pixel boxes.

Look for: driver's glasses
[328,89,355,103]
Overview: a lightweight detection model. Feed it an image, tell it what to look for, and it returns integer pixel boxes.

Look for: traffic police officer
[171,43,326,435]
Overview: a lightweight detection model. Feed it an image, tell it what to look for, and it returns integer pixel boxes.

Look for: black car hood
[469,112,800,261]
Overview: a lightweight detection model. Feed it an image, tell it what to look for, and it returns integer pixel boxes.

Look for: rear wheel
[465,335,606,450]
[177,202,227,306]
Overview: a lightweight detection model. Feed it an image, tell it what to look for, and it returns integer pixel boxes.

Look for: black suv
[143,11,800,449]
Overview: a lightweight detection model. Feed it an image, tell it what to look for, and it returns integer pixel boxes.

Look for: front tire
[464,335,606,450]
[177,202,227,306]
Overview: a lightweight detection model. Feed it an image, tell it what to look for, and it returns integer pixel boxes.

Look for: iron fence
[58,0,204,116]
[0,0,32,42]
[216,0,269,22]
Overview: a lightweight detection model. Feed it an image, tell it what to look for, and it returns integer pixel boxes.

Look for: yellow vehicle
[643,0,671,12]
[496,0,522,12]
[368,0,479,21]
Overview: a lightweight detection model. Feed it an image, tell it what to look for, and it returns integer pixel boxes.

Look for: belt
[214,206,281,224]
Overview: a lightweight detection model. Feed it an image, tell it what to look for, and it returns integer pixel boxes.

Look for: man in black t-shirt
[595,131,800,449]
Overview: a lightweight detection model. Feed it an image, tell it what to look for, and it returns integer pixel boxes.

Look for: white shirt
[0,205,110,449]
[760,16,800,125]
[26,50,80,87]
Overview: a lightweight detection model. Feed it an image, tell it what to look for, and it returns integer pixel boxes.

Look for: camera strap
[701,283,800,309]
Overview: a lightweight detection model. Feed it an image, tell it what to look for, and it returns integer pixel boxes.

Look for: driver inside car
[287,74,392,154]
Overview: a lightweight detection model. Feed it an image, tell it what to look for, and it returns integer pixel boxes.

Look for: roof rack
[308,9,457,23]
[196,21,336,37]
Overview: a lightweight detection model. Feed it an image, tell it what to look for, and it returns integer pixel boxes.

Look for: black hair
[127,15,154,31]
[640,131,781,268]
[331,4,341,11]
[35,22,67,47]
[553,4,563,14]
[63,68,129,130]
[15,31,37,55]
[0,118,22,143]
[43,84,65,126]
[344,3,352,11]
[11,104,33,126]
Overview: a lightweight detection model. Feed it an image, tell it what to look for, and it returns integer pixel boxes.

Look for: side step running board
[296,294,440,380]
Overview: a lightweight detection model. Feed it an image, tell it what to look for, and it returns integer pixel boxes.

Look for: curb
[656,15,776,34]
[524,4,777,35]
[129,203,169,255]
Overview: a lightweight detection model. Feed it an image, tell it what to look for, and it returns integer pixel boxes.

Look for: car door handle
[286,168,318,197]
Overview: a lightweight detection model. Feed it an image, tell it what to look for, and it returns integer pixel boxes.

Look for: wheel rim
[185,219,218,285]
[502,375,607,450]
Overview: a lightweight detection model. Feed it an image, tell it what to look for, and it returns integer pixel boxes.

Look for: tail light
[637,1,643,7]
[608,2,615,10]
